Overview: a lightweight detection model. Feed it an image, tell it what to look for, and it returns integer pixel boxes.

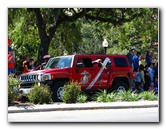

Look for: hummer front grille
[19,74,39,83]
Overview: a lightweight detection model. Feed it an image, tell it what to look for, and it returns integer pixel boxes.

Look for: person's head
[154,77,158,82]
[44,58,49,63]
[150,81,154,87]
[34,61,39,67]
[134,68,140,72]
[149,81,154,91]
[150,63,154,68]
[136,52,141,57]
[8,50,13,55]
[25,56,30,62]
[146,51,149,55]
[43,55,51,63]
[77,59,83,63]
[145,64,149,70]
[129,49,133,54]
[139,64,144,71]
[30,58,33,62]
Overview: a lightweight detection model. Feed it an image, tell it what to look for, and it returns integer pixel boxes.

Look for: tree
[8,8,158,71]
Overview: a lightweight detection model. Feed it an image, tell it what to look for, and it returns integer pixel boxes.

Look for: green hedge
[27,84,53,104]
[62,81,81,103]
[8,74,19,104]
[94,90,158,102]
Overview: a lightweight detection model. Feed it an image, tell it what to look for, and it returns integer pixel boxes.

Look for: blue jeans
[8,68,15,75]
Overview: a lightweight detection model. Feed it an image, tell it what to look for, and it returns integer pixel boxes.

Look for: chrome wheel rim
[117,86,126,93]
[57,87,63,100]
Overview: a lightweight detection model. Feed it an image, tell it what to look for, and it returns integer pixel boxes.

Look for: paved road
[8,107,159,122]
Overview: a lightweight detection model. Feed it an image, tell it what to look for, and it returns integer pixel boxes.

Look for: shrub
[27,84,52,104]
[77,93,88,103]
[62,81,81,103]
[95,89,108,102]
[94,90,158,102]
[94,89,116,102]
[139,91,158,101]
[8,74,19,104]
[116,91,140,102]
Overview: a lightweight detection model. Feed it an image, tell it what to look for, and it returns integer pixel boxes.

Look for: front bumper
[19,80,53,95]
[19,88,32,95]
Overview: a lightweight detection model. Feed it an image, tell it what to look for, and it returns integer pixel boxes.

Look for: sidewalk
[8,101,158,113]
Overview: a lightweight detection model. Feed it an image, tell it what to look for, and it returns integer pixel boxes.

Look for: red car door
[72,56,111,90]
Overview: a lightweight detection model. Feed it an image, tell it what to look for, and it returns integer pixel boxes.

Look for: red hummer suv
[18,54,134,102]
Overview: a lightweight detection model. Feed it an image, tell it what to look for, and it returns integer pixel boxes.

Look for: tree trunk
[33,8,61,64]
[38,37,50,64]
[33,8,50,64]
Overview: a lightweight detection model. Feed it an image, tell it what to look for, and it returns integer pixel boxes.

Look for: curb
[8,101,158,113]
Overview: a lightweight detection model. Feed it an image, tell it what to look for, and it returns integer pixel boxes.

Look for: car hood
[20,68,71,75]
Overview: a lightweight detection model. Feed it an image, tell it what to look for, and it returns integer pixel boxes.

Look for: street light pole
[102,39,108,54]
[104,47,107,54]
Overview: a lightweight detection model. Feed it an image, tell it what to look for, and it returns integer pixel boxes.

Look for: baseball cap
[43,55,51,59]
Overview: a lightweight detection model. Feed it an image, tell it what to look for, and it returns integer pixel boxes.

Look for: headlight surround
[42,74,51,81]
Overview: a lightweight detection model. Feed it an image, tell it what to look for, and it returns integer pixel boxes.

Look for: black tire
[20,96,28,103]
[113,81,129,92]
[51,81,65,102]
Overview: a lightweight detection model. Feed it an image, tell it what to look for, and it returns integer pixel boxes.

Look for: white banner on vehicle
[86,57,111,90]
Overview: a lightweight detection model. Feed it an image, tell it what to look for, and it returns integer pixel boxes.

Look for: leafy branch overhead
[8,8,158,71]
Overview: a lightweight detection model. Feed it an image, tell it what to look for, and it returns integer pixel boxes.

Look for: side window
[77,58,93,67]
[114,58,128,67]
[95,58,112,67]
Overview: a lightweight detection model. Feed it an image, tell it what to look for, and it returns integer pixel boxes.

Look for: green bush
[95,89,116,102]
[27,84,53,104]
[77,93,88,103]
[62,81,81,103]
[116,91,140,102]
[139,91,158,101]
[94,90,158,102]
[8,74,19,104]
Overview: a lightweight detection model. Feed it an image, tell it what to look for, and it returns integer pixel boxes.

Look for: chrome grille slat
[20,74,39,82]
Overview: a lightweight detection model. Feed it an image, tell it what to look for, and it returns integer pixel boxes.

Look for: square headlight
[42,74,51,81]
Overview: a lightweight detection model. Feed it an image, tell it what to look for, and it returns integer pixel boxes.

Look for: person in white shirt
[148,63,155,82]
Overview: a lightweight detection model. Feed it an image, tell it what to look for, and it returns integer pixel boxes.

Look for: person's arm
[25,64,29,72]
[23,63,31,72]
[34,65,41,70]
[12,56,15,63]
[148,70,153,81]
[92,59,102,64]
[8,56,13,62]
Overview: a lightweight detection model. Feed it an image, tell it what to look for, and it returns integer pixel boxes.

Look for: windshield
[45,56,73,69]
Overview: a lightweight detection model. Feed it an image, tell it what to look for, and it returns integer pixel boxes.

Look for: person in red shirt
[22,56,31,73]
[8,50,15,75]
[8,38,12,54]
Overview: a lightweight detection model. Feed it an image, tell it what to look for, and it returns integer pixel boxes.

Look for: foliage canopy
[8,8,158,72]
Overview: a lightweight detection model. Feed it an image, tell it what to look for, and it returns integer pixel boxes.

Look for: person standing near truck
[126,49,134,69]
[8,50,15,75]
[40,55,51,70]
[145,51,152,66]
[22,56,31,73]
[133,52,141,71]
